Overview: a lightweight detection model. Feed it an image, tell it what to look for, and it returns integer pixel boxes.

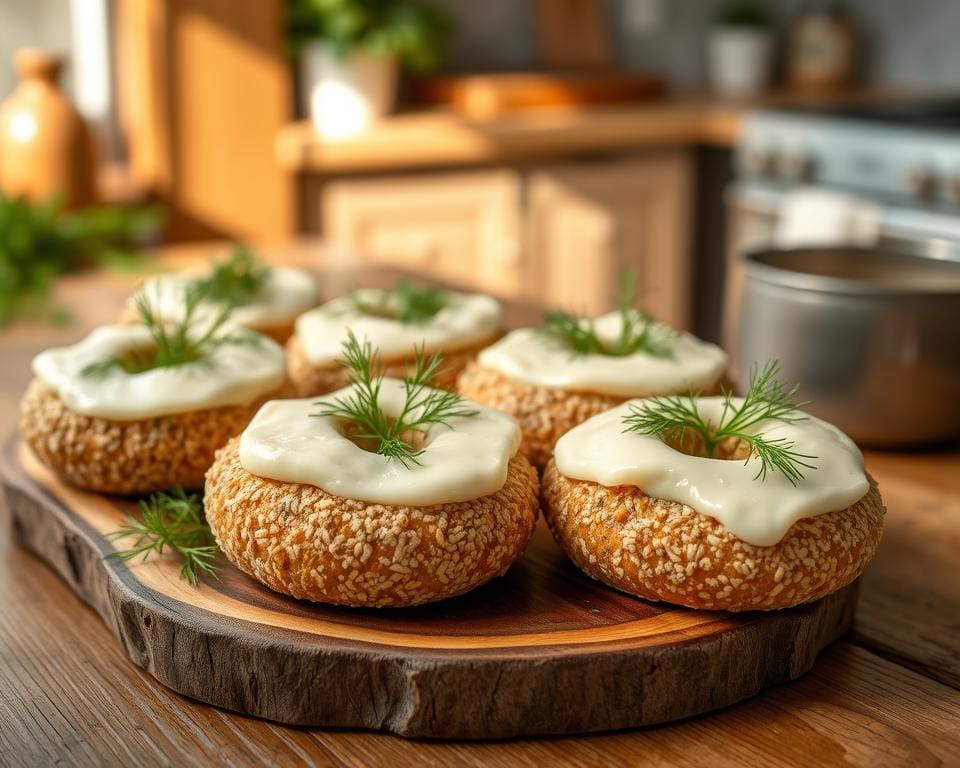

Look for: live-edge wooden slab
[1,435,858,739]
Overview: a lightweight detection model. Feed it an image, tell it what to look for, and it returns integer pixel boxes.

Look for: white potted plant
[707,1,773,97]
[286,0,450,139]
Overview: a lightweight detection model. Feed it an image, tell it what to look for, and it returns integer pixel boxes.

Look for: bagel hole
[92,344,204,375]
[663,429,751,461]
[337,418,427,455]
[353,302,399,320]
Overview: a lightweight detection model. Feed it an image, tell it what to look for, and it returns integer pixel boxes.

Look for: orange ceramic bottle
[0,48,97,208]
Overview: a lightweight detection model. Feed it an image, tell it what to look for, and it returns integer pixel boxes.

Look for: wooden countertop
[2,241,959,766]
[276,89,927,174]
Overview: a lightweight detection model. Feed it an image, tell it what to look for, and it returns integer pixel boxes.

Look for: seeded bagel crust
[19,377,278,495]
[204,438,539,607]
[456,364,627,468]
[458,365,729,468]
[286,333,500,397]
[541,458,885,612]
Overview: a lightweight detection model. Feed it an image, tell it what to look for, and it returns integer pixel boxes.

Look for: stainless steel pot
[733,246,960,447]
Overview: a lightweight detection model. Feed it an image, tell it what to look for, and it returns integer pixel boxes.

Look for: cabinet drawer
[323,171,523,297]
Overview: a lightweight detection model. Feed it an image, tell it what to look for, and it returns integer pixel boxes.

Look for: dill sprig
[314,332,478,467]
[82,283,258,377]
[193,244,269,307]
[539,268,672,358]
[106,487,219,585]
[622,361,818,486]
[351,278,448,324]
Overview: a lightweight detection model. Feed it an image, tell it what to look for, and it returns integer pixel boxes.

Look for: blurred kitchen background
[3,0,960,444]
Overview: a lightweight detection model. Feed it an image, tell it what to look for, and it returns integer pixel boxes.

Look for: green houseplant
[708,1,773,96]
[286,0,451,138]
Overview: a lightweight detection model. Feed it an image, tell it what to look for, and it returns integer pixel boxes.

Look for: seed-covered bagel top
[32,324,286,420]
[294,287,501,366]
[477,312,727,398]
[554,397,870,546]
[239,381,521,506]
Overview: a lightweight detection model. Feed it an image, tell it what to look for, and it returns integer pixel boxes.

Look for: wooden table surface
[1,242,959,767]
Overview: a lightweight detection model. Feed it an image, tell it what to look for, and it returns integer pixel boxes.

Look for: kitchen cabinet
[323,170,523,298]
[527,151,692,327]
[318,150,693,328]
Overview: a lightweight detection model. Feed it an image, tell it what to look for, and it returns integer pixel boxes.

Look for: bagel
[287,287,503,397]
[457,320,728,468]
[287,332,496,397]
[205,439,539,607]
[125,265,318,344]
[21,324,287,495]
[541,397,885,611]
[20,378,278,494]
[542,460,885,611]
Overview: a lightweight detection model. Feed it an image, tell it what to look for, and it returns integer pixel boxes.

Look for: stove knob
[778,151,816,182]
[946,175,960,205]
[905,166,938,200]
[742,147,775,176]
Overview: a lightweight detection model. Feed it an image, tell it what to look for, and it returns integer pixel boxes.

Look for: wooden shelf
[275,88,924,175]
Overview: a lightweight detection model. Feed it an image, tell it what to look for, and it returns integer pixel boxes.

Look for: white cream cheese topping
[476,312,728,397]
[239,380,521,505]
[130,266,317,329]
[554,397,870,546]
[294,289,502,366]
[32,324,286,420]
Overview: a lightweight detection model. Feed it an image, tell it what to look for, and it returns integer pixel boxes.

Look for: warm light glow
[310,82,372,140]
[9,111,37,143]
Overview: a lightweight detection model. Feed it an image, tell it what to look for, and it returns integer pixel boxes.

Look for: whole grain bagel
[204,439,540,607]
[287,333,498,397]
[541,458,885,612]
[19,378,278,495]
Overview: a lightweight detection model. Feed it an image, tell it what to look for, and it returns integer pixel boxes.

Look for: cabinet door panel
[323,171,522,297]
[527,151,693,328]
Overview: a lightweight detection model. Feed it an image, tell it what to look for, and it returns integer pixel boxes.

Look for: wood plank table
[1,242,959,767]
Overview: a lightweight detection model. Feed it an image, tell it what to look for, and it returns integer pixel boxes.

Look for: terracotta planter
[0,49,97,208]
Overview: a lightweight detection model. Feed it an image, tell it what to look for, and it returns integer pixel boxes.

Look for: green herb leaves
[0,193,161,327]
[623,361,817,485]
[285,0,452,72]
[106,487,219,585]
[539,268,673,358]
[314,332,477,467]
[351,279,448,325]
[193,245,269,307]
[82,283,258,377]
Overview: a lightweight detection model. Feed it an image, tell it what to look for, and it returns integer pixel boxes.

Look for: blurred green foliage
[0,194,162,326]
[285,0,451,72]
[716,1,769,27]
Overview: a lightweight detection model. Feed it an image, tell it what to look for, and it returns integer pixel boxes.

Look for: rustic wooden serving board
[2,436,857,739]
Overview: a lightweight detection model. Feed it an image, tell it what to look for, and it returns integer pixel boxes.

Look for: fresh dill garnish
[313,331,478,467]
[351,278,448,324]
[622,360,818,486]
[539,268,672,358]
[82,283,258,377]
[106,487,219,585]
[193,244,269,307]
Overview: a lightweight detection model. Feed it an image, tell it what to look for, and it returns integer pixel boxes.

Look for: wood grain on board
[3,437,858,738]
